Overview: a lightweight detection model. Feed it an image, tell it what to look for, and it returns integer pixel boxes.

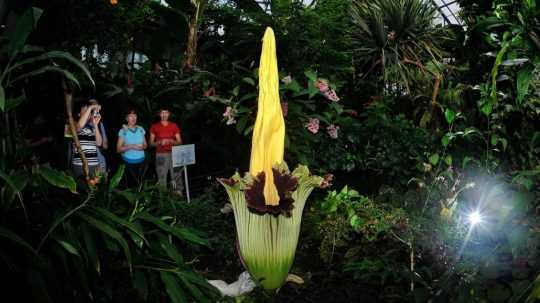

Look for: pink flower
[324,89,340,102]
[327,124,339,139]
[281,75,292,85]
[305,118,320,134]
[315,78,329,92]
[315,78,340,102]
[223,106,237,125]
[281,102,288,117]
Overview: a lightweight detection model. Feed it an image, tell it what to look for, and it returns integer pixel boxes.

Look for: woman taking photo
[116,109,147,187]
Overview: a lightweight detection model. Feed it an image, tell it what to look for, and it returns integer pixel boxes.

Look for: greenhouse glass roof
[431,0,463,25]
[254,0,463,26]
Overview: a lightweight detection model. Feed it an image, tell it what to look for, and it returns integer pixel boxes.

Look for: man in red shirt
[150,108,183,194]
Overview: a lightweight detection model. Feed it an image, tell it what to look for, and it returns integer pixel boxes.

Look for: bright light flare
[468,211,483,226]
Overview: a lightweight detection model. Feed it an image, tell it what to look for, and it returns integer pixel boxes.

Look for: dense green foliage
[1,0,540,302]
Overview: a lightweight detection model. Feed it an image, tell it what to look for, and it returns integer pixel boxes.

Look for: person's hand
[132,144,144,150]
[92,113,101,125]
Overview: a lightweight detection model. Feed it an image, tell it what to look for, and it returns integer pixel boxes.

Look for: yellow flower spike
[249,27,285,206]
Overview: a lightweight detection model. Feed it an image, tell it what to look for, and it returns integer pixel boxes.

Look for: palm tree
[350,0,451,95]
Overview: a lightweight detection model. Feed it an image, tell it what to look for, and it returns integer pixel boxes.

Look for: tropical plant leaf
[82,225,100,274]
[11,66,81,88]
[90,206,148,246]
[109,164,125,192]
[136,212,209,246]
[0,226,38,256]
[177,270,217,291]
[429,153,439,165]
[158,234,184,266]
[4,95,26,112]
[7,7,43,57]
[0,168,28,199]
[242,77,255,86]
[114,189,137,205]
[78,213,133,274]
[0,85,5,111]
[176,272,208,303]
[38,165,77,194]
[160,272,187,303]
[516,67,532,104]
[444,108,456,124]
[7,51,95,87]
[55,239,82,258]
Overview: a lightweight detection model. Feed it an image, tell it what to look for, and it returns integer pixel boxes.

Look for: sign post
[171,144,196,202]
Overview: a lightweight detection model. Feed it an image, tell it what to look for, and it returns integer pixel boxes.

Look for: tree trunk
[184,1,205,69]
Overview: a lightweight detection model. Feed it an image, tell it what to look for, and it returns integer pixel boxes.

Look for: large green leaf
[160,272,188,303]
[82,225,100,274]
[3,95,26,112]
[0,226,38,256]
[55,239,82,258]
[7,7,43,57]
[90,207,148,246]
[444,108,456,124]
[136,212,209,246]
[0,85,4,111]
[177,270,219,299]
[8,51,95,88]
[0,169,28,218]
[38,165,77,194]
[108,164,125,192]
[158,234,184,266]
[11,65,81,88]
[517,67,532,104]
[176,273,208,303]
[78,213,133,274]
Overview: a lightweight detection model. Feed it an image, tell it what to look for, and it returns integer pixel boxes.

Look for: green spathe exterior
[219,164,322,290]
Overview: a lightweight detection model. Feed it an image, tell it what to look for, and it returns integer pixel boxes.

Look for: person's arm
[77,104,99,130]
[116,136,126,153]
[173,132,182,145]
[116,137,135,152]
[142,130,148,149]
[173,124,182,145]
[93,116,103,147]
[149,131,159,147]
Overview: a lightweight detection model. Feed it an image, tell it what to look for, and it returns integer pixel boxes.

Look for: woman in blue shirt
[117,109,147,187]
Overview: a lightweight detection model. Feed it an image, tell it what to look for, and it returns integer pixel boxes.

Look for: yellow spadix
[249,27,285,206]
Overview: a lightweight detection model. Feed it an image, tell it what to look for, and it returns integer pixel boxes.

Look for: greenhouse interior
[1,0,540,302]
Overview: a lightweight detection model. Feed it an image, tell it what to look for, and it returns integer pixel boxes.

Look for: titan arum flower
[219,27,324,291]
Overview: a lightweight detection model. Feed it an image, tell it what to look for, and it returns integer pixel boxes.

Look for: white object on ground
[220,203,233,214]
[208,271,256,297]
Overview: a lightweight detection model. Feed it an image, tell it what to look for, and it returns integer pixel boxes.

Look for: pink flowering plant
[211,69,359,171]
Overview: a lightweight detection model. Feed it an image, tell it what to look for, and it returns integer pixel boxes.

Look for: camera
[92,109,100,118]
